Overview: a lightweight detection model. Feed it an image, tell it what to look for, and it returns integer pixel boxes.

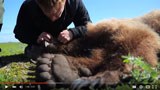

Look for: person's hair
[36,0,65,9]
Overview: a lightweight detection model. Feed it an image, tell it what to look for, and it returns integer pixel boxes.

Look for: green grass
[0,42,160,90]
[0,42,35,89]
[0,42,27,56]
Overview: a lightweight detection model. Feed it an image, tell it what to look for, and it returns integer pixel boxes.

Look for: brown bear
[134,10,160,34]
[35,10,160,90]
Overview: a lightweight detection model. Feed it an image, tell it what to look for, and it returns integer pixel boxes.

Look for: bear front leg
[71,70,121,90]
[36,54,80,89]
[36,54,56,89]
[51,54,80,84]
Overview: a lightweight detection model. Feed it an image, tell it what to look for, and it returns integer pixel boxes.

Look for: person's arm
[14,1,38,45]
[68,0,91,38]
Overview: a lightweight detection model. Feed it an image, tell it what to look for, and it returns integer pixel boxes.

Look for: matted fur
[134,10,160,34]
[86,18,160,67]
[37,10,160,88]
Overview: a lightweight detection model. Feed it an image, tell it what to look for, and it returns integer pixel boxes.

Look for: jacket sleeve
[13,1,38,45]
[68,0,91,38]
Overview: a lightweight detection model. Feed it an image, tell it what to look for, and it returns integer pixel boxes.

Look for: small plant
[0,42,34,89]
[122,54,159,84]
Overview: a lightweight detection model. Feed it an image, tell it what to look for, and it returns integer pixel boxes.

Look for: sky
[0,0,160,43]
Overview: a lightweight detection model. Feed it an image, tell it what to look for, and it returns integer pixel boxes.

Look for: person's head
[36,0,66,21]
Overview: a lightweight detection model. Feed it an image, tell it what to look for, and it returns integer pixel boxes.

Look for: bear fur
[35,10,160,89]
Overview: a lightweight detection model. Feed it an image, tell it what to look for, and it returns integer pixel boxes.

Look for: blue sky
[0,0,160,43]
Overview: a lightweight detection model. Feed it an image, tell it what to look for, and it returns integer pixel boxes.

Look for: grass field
[0,42,27,56]
[0,42,160,90]
[0,42,35,90]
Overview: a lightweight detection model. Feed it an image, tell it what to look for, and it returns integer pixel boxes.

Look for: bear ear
[86,22,96,32]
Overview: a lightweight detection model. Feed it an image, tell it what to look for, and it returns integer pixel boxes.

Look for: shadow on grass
[0,54,30,68]
[0,54,37,82]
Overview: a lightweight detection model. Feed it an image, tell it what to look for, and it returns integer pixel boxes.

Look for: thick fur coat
[36,10,160,89]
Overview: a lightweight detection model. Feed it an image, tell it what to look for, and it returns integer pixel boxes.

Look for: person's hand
[37,32,53,44]
[58,30,73,44]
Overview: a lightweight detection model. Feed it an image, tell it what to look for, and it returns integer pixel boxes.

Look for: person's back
[14,0,91,59]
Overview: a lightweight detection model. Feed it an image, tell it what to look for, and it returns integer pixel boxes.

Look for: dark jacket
[14,0,91,45]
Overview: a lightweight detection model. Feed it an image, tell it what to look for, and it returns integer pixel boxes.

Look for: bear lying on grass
[35,10,160,90]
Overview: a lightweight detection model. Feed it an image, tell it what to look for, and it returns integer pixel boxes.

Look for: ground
[0,42,160,90]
